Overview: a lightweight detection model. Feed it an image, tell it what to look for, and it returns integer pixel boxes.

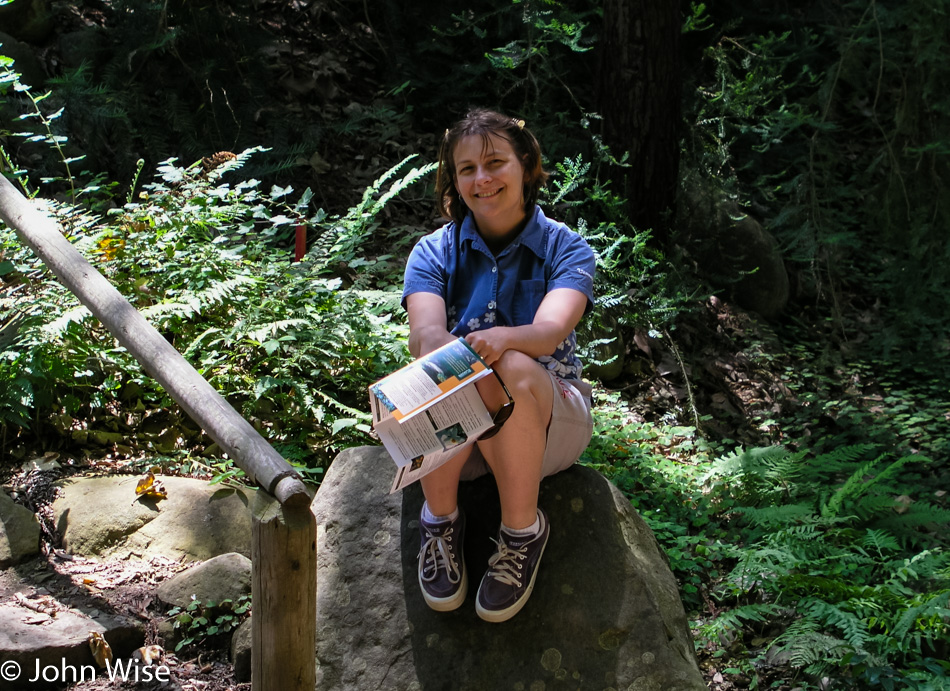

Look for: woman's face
[453,133,526,238]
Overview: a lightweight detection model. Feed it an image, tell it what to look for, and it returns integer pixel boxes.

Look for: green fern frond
[890,591,950,645]
[704,603,782,638]
[783,630,854,671]
[144,275,260,325]
[861,529,901,556]
[733,502,815,529]
[822,454,925,519]
[800,597,870,648]
[245,319,311,343]
[312,388,371,423]
[204,146,270,182]
[42,304,92,339]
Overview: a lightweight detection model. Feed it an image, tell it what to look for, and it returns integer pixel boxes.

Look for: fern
[702,603,782,640]
[823,454,925,519]
[42,304,92,339]
[801,598,871,648]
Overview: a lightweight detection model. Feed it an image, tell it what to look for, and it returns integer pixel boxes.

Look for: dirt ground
[1,550,248,691]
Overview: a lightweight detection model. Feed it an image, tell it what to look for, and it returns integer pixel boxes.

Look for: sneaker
[418,509,467,611]
[476,508,550,623]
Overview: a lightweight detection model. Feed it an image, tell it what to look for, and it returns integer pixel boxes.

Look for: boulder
[0,604,142,689]
[155,552,252,609]
[230,618,252,682]
[677,175,789,319]
[155,552,252,650]
[0,0,53,44]
[0,30,47,89]
[312,446,705,691]
[0,490,41,567]
[52,475,256,561]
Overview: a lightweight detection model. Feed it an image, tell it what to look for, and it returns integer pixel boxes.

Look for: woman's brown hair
[435,108,549,224]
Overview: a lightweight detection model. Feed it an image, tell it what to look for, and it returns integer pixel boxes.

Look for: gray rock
[313,446,705,691]
[156,552,252,652]
[0,0,53,44]
[0,31,47,89]
[230,618,252,682]
[52,475,256,561]
[677,175,789,319]
[156,552,252,609]
[0,604,143,689]
[0,490,41,567]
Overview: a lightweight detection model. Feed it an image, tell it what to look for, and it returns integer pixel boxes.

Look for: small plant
[167,594,251,652]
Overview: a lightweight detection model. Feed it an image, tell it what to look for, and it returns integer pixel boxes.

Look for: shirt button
[488,301,496,309]
[491,266,497,273]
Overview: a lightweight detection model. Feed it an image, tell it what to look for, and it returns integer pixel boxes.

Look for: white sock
[422,501,459,524]
[501,513,541,537]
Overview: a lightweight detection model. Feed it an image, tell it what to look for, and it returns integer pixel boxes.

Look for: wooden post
[0,175,318,689]
[252,492,317,691]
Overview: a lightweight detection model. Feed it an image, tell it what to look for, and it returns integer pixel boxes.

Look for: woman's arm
[464,287,588,366]
[406,292,457,359]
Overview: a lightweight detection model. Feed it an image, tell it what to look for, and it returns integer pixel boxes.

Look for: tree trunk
[598,0,682,243]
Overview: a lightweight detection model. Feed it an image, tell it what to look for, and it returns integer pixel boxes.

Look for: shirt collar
[458,206,547,259]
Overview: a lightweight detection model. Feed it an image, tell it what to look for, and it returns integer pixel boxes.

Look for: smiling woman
[399,108,596,623]
[452,133,527,240]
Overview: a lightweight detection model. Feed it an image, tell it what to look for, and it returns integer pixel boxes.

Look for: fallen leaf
[135,471,168,500]
[132,644,164,665]
[89,631,113,668]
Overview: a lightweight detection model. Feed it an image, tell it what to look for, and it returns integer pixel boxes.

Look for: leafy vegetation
[167,594,251,653]
[2,0,949,688]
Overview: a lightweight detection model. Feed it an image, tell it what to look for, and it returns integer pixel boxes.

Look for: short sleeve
[401,229,448,309]
[547,227,596,313]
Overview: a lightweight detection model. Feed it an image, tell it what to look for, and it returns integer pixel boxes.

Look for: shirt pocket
[513,279,547,325]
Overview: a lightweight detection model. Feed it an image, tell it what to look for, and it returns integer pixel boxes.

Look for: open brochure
[369,338,494,492]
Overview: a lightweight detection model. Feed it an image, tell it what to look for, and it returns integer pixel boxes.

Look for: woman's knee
[492,351,553,408]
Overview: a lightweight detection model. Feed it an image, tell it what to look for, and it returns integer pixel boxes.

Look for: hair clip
[515,119,526,130]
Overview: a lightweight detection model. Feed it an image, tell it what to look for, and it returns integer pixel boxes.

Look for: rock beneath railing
[52,476,256,562]
[313,446,706,691]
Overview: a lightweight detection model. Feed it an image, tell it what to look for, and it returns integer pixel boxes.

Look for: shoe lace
[485,538,526,587]
[418,527,461,584]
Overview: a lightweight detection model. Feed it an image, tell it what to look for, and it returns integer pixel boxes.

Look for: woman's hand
[465,327,511,366]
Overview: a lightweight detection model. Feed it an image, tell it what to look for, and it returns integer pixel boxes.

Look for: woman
[402,108,596,622]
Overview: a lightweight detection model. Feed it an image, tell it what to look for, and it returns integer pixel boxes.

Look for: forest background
[1,0,949,689]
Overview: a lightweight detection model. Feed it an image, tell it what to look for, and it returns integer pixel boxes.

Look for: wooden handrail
[0,174,317,690]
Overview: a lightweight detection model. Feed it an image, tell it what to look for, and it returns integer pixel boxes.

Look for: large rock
[0,0,54,43]
[52,476,256,561]
[0,30,47,89]
[677,175,789,319]
[0,490,41,567]
[156,552,252,609]
[313,446,705,691]
[0,604,142,689]
[156,552,252,650]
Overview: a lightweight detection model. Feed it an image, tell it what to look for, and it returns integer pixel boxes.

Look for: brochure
[369,338,495,492]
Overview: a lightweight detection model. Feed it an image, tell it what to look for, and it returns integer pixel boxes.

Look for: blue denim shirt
[402,206,596,380]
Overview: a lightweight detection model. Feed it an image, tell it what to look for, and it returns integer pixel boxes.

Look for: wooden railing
[0,174,317,691]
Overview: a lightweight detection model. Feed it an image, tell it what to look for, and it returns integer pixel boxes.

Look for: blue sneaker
[476,508,550,623]
[418,509,467,611]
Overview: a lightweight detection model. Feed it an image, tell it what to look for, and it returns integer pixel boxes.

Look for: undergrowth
[586,336,950,689]
[0,147,423,474]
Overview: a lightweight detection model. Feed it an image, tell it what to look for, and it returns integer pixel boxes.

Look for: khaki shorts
[459,370,594,481]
